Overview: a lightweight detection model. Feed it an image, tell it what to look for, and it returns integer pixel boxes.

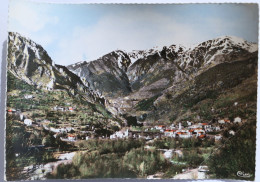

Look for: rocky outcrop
[68,50,132,97]
[7,32,103,104]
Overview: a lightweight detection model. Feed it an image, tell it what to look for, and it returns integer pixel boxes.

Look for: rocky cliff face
[67,50,132,97]
[7,32,103,104]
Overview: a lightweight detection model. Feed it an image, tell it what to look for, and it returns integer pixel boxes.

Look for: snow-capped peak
[188,35,258,53]
[128,46,163,64]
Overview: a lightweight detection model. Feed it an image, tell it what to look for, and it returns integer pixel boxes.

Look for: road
[173,168,198,179]
[21,152,76,180]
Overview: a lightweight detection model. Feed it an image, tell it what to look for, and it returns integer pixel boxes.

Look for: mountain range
[7,32,258,125]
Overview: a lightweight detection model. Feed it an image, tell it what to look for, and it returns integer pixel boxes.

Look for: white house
[229,130,235,136]
[214,126,221,131]
[205,128,213,132]
[57,107,65,111]
[194,129,206,137]
[218,119,225,124]
[179,133,192,139]
[201,123,211,130]
[110,129,129,139]
[178,123,182,129]
[155,125,165,130]
[215,134,222,141]
[234,117,242,123]
[187,121,192,126]
[164,130,176,138]
[176,130,192,138]
[66,127,73,132]
[24,95,34,99]
[169,124,176,129]
[188,124,201,129]
[19,114,24,121]
[24,119,33,126]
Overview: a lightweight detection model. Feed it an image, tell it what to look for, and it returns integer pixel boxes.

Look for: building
[176,130,192,138]
[155,125,165,130]
[224,119,231,123]
[169,124,176,129]
[68,134,77,141]
[215,134,222,141]
[24,95,34,99]
[234,117,242,123]
[24,119,33,126]
[178,123,182,129]
[19,114,24,121]
[229,130,235,136]
[110,129,129,139]
[7,108,16,113]
[189,124,201,129]
[155,125,166,132]
[218,119,225,124]
[213,126,221,131]
[187,121,192,126]
[164,130,176,137]
[194,129,206,137]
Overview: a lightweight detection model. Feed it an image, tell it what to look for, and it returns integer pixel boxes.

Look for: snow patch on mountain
[128,46,162,63]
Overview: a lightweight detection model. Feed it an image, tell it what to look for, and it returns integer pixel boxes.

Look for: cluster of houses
[52,106,75,112]
[110,129,129,139]
[218,117,242,124]
[7,106,243,143]
[41,121,79,141]
[49,126,74,133]
[109,122,208,140]
[109,117,243,141]
[60,134,78,142]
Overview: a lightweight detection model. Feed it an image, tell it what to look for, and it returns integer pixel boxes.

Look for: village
[7,103,243,144]
[5,76,248,180]
[7,103,246,180]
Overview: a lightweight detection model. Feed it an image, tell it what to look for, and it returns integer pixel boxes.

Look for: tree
[209,120,256,180]
[42,134,56,147]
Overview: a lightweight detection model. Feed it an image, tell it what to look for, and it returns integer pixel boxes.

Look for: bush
[179,150,204,167]
[77,139,145,154]
[51,145,170,179]
[123,148,168,177]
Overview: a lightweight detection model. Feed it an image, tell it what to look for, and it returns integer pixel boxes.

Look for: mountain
[68,36,257,122]
[67,50,132,98]
[7,32,103,104]
[7,32,257,125]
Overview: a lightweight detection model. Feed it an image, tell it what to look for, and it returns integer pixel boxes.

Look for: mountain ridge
[7,32,258,125]
[67,35,257,123]
[67,35,257,97]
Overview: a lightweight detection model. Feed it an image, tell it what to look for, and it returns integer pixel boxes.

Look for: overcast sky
[8,0,258,65]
